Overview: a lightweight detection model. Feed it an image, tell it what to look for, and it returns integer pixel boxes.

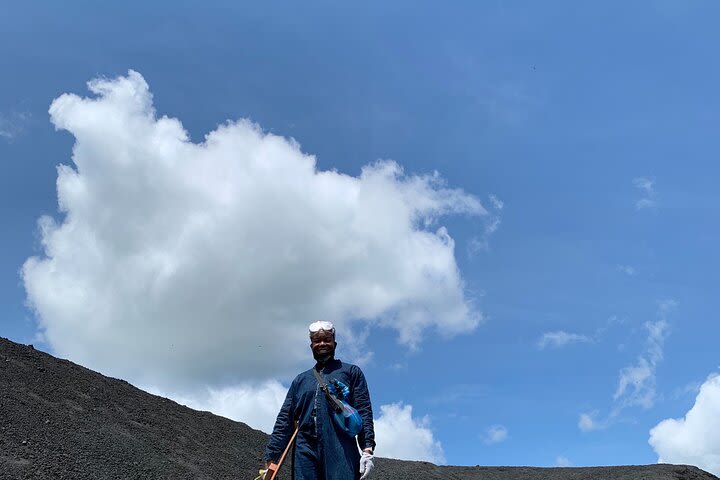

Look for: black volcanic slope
[1,338,717,480]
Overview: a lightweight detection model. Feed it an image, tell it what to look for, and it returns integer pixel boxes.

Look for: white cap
[309,320,335,336]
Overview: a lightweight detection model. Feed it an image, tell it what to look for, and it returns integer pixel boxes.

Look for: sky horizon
[2,1,719,474]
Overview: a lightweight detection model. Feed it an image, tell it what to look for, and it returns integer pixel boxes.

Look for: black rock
[1,337,717,480]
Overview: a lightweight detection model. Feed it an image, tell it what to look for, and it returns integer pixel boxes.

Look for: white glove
[359,451,374,480]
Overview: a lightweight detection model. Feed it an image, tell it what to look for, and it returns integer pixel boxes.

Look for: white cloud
[635,198,655,210]
[483,424,508,444]
[538,331,591,349]
[579,300,676,432]
[614,358,656,409]
[488,194,504,210]
[594,315,625,339]
[0,111,30,141]
[468,194,503,255]
[555,456,573,467]
[633,176,657,210]
[21,71,485,395]
[144,381,288,433]
[671,381,702,400]
[633,177,654,195]
[649,374,720,476]
[617,264,636,276]
[613,300,675,411]
[389,362,408,372]
[374,403,445,464]
[578,411,605,432]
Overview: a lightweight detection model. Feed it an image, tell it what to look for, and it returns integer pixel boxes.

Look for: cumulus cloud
[483,424,508,444]
[633,176,657,210]
[649,374,720,476]
[22,71,485,394]
[144,380,288,433]
[374,403,445,464]
[555,456,573,467]
[538,330,591,349]
[148,382,450,466]
[165,381,450,464]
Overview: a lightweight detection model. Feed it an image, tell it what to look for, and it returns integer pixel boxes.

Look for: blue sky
[2,0,720,473]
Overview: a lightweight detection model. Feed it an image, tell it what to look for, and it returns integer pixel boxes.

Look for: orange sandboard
[266,426,299,480]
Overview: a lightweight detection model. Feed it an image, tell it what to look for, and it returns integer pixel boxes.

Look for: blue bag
[312,369,363,437]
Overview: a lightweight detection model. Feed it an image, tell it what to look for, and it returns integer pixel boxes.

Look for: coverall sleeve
[351,365,376,450]
[263,379,296,463]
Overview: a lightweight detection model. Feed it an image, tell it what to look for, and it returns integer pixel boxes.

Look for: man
[263,321,375,480]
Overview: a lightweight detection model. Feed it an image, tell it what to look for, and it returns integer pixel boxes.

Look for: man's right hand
[262,462,279,480]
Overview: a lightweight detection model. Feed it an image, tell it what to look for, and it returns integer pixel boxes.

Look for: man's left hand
[359,451,374,480]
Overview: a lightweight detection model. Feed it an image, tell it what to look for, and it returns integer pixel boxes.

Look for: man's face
[310,330,336,359]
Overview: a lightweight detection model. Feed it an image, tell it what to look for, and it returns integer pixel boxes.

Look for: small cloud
[578,411,605,432]
[617,265,636,276]
[0,111,31,141]
[658,298,679,315]
[613,299,676,411]
[483,424,508,444]
[635,198,655,209]
[614,359,656,409]
[488,194,504,210]
[389,362,408,372]
[555,456,573,467]
[594,315,626,339]
[633,176,657,210]
[581,300,677,432]
[468,194,503,255]
[538,331,591,349]
[633,177,655,195]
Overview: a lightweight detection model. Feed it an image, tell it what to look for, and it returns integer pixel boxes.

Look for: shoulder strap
[312,367,344,413]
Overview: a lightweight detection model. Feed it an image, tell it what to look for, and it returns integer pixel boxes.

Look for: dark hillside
[1,338,717,480]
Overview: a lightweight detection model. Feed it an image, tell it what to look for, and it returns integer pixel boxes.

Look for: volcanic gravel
[1,337,717,480]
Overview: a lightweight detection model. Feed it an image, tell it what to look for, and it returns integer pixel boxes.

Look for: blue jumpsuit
[264,359,375,480]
